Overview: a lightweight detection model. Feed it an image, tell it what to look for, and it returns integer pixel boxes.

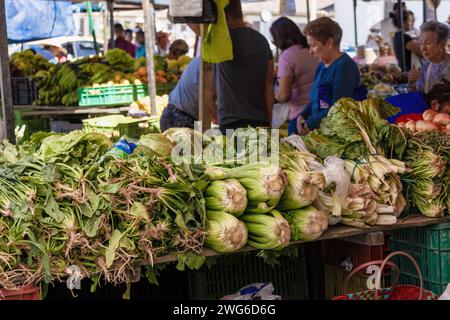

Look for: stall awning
[6,0,75,43]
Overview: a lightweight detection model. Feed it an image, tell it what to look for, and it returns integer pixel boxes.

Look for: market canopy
[6,0,76,43]
[6,0,171,44]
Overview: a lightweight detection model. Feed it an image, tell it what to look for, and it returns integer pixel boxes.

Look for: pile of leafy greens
[0,131,207,292]
[303,98,406,160]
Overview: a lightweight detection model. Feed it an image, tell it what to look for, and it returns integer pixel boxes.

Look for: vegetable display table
[137,215,450,266]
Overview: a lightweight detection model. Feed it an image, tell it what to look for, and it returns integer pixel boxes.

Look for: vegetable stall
[0,97,448,299]
[0,0,449,301]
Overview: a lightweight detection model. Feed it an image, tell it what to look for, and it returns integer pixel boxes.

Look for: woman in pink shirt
[270,17,319,135]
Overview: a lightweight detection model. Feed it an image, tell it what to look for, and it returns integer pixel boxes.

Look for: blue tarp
[6,0,75,43]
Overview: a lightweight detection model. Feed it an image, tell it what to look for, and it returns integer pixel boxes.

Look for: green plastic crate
[78,85,135,106]
[135,83,177,99]
[187,248,308,300]
[390,222,450,295]
[14,109,50,141]
[82,115,151,141]
[147,116,161,133]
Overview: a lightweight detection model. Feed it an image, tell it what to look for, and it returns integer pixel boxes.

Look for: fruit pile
[360,64,405,90]
[134,54,192,84]
[10,48,193,106]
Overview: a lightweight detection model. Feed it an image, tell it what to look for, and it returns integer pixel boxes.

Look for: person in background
[135,31,146,59]
[215,0,274,134]
[408,21,450,94]
[427,79,450,114]
[295,17,364,134]
[389,10,421,72]
[50,46,68,63]
[159,57,201,131]
[168,39,189,60]
[125,29,133,43]
[353,46,366,66]
[110,23,136,57]
[407,11,420,38]
[392,79,450,124]
[269,17,319,135]
[156,31,171,56]
[189,0,273,134]
[375,43,398,66]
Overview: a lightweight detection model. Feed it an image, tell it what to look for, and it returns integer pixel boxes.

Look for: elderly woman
[270,17,319,135]
[296,17,364,134]
[408,21,450,94]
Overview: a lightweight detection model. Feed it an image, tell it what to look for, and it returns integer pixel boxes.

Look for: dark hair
[169,39,189,58]
[303,17,342,46]
[393,2,406,12]
[420,21,449,44]
[270,17,308,50]
[389,10,411,29]
[136,30,145,37]
[125,29,133,34]
[114,23,124,32]
[426,79,450,109]
[225,0,243,20]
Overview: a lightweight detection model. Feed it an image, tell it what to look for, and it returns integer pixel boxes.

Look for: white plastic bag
[272,103,290,129]
[281,134,310,153]
[322,156,351,205]
[439,283,450,300]
[220,283,282,300]
[169,0,203,17]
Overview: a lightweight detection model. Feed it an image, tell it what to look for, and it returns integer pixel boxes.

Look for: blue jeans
[159,104,195,132]
[288,117,299,135]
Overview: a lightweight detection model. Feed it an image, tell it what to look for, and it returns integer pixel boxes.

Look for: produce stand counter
[140,215,450,266]
[14,105,130,118]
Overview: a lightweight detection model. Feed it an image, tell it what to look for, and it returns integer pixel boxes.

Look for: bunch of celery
[402,131,449,217]
[344,154,406,222]
[276,142,325,211]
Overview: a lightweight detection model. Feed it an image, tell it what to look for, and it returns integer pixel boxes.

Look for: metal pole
[398,0,406,71]
[142,0,157,116]
[108,0,114,50]
[86,1,98,54]
[306,0,311,23]
[423,0,427,22]
[353,0,358,47]
[0,0,15,143]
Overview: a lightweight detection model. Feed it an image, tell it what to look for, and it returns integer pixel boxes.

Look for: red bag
[332,251,439,300]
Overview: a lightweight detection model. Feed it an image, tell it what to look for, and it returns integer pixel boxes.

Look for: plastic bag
[220,283,282,300]
[98,136,139,163]
[281,134,310,153]
[439,283,450,300]
[272,103,290,129]
[169,0,203,17]
[322,156,351,205]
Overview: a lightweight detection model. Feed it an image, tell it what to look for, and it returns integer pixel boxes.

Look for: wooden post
[199,25,214,132]
[142,0,157,116]
[0,0,15,143]
[108,0,114,49]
